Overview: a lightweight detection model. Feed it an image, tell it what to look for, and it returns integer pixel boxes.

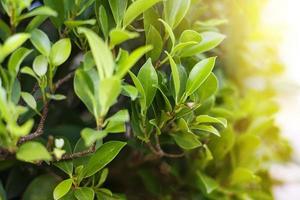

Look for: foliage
[0,0,291,199]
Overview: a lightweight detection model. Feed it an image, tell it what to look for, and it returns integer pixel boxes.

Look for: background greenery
[0,0,291,199]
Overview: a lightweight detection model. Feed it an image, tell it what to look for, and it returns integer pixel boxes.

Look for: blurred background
[262,0,300,199]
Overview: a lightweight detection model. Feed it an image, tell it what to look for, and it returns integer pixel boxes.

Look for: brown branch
[54,71,75,91]
[57,143,96,161]
[17,102,49,145]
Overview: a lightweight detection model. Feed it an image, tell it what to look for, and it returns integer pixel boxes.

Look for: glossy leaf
[164,0,191,28]
[50,38,71,67]
[98,5,109,39]
[74,187,94,200]
[30,29,51,56]
[16,142,51,162]
[109,28,139,48]
[196,171,218,194]
[123,0,162,27]
[109,0,127,27]
[186,57,216,96]
[21,92,37,110]
[196,115,227,128]
[166,52,180,102]
[83,141,126,177]
[53,179,73,200]
[171,131,201,150]
[8,47,32,77]
[146,25,163,61]
[33,55,48,76]
[81,128,107,147]
[18,6,57,21]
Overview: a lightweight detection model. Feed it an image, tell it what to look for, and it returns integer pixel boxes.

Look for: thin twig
[58,144,96,161]
[54,71,75,91]
[17,102,49,145]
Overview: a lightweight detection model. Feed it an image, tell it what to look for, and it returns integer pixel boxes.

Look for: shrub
[0,0,291,199]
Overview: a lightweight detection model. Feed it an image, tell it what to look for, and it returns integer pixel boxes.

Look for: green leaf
[192,125,220,137]
[179,30,202,43]
[74,69,96,117]
[8,47,32,77]
[123,0,162,27]
[21,66,39,80]
[21,92,37,110]
[98,5,109,40]
[171,131,201,150]
[18,6,57,21]
[109,0,127,27]
[146,25,163,61]
[16,142,51,162]
[164,0,191,29]
[49,38,71,67]
[186,57,216,96]
[109,28,139,48]
[33,55,48,77]
[81,128,107,147]
[105,110,129,124]
[44,0,65,27]
[25,16,48,32]
[194,73,218,102]
[78,27,114,79]
[196,115,227,128]
[231,168,260,185]
[128,71,146,110]
[196,171,218,194]
[99,77,121,116]
[116,45,152,78]
[83,141,126,177]
[53,138,73,176]
[121,84,138,100]
[64,19,96,28]
[47,94,66,101]
[23,174,60,200]
[180,32,225,57]
[137,59,158,108]
[53,179,73,200]
[30,29,51,56]
[74,187,94,200]
[0,33,31,63]
[166,53,180,102]
[158,19,175,49]
[0,180,7,200]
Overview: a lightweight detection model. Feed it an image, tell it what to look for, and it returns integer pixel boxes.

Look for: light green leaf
[81,128,107,147]
[137,59,158,108]
[99,77,121,116]
[116,45,152,78]
[30,29,51,56]
[74,187,94,200]
[158,19,175,49]
[21,66,39,80]
[64,19,96,28]
[49,38,71,67]
[128,71,146,110]
[18,6,57,21]
[196,115,227,128]
[196,171,218,194]
[194,73,218,102]
[78,27,114,79]
[21,92,37,110]
[98,5,109,39]
[146,25,163,61]
[0,33,31,63]
[123,0,162,28]
[8,47,32,77]
[47,94,66,101]
[186,57,216,96]
[25,16,48,32]
[83,141,126,177]
[192,125,220,137]
[231,167,261,185]
[164,0,191,29]
[180,32,225,57]
[109,0,127,27]
[16,141,51,162]
[109,28,139,48]
[53,138,73,176]
[179,30,202,43]
[53,179,73,200]
[74,69,96,117]
[33,55,48,76]
[166,52,180,102]
[121,84,138,100]
[171,131,201,150]
[105,110,129,124]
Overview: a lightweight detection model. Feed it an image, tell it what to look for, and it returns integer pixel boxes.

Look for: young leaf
[193,125,220,137]
[186,57,216,96]
[158,19,175,49]
[18,6,57,21]
[30,29,51,56]
[166,53,180,102]
[78,27,114,79]
[49,38,71,67]
[99,77,121,116]
[179,30,202,43]
[196,171,218,194]
[53,179,73,200]
[137,59,158,108]
[8,47,32,77]
[21,92,37,110]
[16,142,52,162]
[83,141,126,177]
[180,32,225,57]
[146,25,163,61]
[196,115,227,128]
[121,84,138,100]
[109,0,127,27]
[98,5,109,39]
[33,55,48,77]
[116,45,152,78]
[81,128,107,147]
[53,138,73,177]
[109,28,139,48]
[64,19,96,28]
[164,0,191,29]
[171,131,201,150]
[21,66,39,80]
[74,187,94,200]
[123,0,162,27]
[194,73,218,102]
